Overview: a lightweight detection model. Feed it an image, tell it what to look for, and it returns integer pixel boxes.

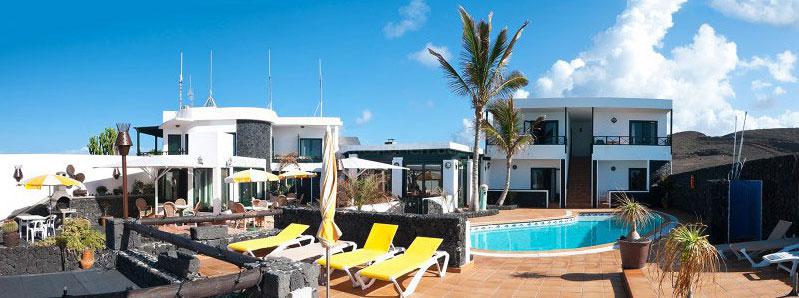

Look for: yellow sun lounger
[355,237,449,298]
[317,223,400,286]
[228,223,314,257]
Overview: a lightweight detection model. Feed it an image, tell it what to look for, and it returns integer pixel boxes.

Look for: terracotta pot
[80,249,95,269]
[2,232,19,247]
[619,238,652,269]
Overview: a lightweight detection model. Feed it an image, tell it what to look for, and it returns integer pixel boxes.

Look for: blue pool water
[470,214,664,252]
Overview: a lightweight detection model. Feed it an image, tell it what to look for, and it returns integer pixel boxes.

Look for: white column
[212,167,222,213]
[391,157,403,198]
[466,159,474,208]
[442,159,458,212]
[186,169,194,207]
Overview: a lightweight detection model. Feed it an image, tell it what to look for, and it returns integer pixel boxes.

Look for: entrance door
[531,168,557,207]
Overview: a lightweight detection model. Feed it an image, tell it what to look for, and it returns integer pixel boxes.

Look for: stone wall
[236,120,272,166]
[275,207,468,267]
[0,245,116,276]
[667,154,799,242]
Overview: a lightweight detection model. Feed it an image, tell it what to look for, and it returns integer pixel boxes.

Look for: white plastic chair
[44,215,57,237]
[27,220,47,243]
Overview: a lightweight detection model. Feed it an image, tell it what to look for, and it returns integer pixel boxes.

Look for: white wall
[486,159,561,190]
[593,108,669,137]
[0,154,149,219]
[272,125,328,157]
[522,109,566,136]
[593,145,671,161]
[595,160,648,201]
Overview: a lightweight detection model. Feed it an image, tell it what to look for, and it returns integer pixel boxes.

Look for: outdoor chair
[175,198,187,206]
[228,223,314,257]
[354,237,449,297]
[44,214,57,237]
[267,240,357,262]
[27,220,47,243]
[162,202,178,225]
[317,223,402,287]
[135,198,154,218]
[727,220,794,261]
[230,202,254,229]
[752,243,799,276]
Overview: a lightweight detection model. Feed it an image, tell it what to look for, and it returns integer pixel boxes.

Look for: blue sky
[0,0,797,153]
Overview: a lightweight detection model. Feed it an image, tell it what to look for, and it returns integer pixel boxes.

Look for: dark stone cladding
[236,119,272,169]
[665,153,799,243]
[0,246,116,276]
[275,207,468,267]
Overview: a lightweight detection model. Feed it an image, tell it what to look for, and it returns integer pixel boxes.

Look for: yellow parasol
[278,170,317,179]
[224,169,279,183]
[317,126,341,298]
[22,174,84,190]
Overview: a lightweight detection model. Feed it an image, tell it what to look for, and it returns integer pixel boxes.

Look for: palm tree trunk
[497,158,512,206]
[471,109,482,211]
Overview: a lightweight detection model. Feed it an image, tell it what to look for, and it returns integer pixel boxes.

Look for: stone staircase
[566,157,593,208]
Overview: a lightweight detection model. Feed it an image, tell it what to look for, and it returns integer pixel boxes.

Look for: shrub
[2,221,19,233]
[96,186,108,195]
[38,218,105,253]
[339,174,389,211]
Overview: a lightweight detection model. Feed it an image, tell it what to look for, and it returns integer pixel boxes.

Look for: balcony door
[630,121,657,145]
[527,120,559,145]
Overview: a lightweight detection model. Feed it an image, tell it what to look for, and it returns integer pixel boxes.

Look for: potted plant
[655,223,721,297]
[96,185,108,196]
[614,195,653,269]
[38,218,105,269]
[2,221,20,247]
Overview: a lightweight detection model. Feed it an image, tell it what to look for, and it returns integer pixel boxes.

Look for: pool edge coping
[469,210,679,258]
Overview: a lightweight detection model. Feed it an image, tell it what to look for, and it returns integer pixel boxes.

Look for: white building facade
[484,97,672,208]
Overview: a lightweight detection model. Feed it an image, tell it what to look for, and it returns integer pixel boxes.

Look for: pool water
[470,214,664,252]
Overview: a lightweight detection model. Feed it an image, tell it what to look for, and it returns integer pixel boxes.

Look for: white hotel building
[483,97,672,208]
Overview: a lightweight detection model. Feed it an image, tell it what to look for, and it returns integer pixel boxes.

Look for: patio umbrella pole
[326,247,330,298]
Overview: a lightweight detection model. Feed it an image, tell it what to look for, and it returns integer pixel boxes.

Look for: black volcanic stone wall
[0,246,116,276]
[275,207,467,267]
[666,154,799,243]
[236,120,272,169]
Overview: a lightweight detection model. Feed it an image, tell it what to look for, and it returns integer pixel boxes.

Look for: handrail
[592,136,670,146]
[487,135,567,145]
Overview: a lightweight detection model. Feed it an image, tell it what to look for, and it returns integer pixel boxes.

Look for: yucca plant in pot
[2,220,20,247]
[614,195,653,269]
[655,223,721,297]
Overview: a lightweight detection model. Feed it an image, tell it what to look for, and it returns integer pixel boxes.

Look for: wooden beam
[123,221,261,268]
[137,209,282,225]
[127,268,263,298]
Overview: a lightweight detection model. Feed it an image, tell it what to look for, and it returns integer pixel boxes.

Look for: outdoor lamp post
[116,123,132,218]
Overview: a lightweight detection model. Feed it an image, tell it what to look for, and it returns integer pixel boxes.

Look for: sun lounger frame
[354,250,449,298]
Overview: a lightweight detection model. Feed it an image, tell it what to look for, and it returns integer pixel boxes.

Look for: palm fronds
[613,194,652,240]
[655,224,721,297]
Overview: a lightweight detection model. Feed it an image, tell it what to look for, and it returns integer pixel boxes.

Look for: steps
[566,157,593,208]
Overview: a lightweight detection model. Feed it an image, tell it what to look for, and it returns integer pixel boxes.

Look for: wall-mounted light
[444,161,452,169]
[611,166,616,171]
[611,117,618,123]
[512,165,518,170]
[13,165,22,182]
[198,156,204,165]
[225,158,233,167]
[486,162,491,169]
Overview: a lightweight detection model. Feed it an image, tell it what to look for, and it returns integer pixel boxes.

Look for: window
[526,120,559,144]
[405,164,442,198]
[299,138,323,161]
[167,134,182,155]
[629,168,647,191]
[194,168,214,206]
[229,133,237,155]
[630,121,657,145]
[184,134,189,154]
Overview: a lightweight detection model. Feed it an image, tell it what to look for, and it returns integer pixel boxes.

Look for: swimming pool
[470,213,667,252]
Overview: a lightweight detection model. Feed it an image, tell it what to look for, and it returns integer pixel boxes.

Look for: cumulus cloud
[452,118,484,145]
[533,0,799,135]
[383,0,430,38]
[740,50,797,82]
[410,42,450,67]
[355,109,373,125]
[751,79,772,90]
[710,0,799,27]
[64,147,89,154]
[512,89,531,99]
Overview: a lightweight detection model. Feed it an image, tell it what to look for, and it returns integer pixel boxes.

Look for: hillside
[672,128,799,173]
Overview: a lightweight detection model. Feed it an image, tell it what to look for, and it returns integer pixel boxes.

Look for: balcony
[485,134,568,160]
[137,149,187,156]
[272,155,322,163]
[592,136,670,146]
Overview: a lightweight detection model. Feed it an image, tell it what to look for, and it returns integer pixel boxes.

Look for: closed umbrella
[317,126,341,298]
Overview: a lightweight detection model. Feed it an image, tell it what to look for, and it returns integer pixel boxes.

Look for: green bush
[38,218,105,253]
[2,221,19,233]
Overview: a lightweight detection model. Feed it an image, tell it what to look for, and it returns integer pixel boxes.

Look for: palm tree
[429,7,529,210]
[656,223,721,297]
[480,97,541,206]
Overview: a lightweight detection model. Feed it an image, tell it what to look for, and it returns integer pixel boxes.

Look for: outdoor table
[15,214,46,238]
[55,208,76,221]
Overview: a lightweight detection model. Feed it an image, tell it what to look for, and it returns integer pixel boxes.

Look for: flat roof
[161,106,343,127]
[340,142,477,154]
[515,97,672,110]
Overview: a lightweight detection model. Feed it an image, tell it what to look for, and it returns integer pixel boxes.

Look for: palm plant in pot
[2,221,20,247]
[614,195,653,269]
[655,223,721,297]
[38,218,105,269]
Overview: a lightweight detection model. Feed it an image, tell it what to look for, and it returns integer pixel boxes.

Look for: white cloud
[452,118,484,145]
[410,42,450,67]
[774,86,787,95]
[383,0,430,39]
[355,109,373,125]
[710,0,799,27]
[533,0,799,135]
[64,147,89,154]
[741,50,797,82]
[751,79,772,90]
[512,89,531,99]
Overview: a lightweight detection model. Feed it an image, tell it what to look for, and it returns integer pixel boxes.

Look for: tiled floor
[640,259,793,297]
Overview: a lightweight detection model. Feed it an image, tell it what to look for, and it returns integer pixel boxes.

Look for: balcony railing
[272,155,322,163]
[487,135,567,145]
[592,136,671,146]
[137,150,187,156]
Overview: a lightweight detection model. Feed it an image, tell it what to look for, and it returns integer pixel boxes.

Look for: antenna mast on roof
[319,59,323,117]
[187,74,194,107]
[268,49,273,110]
[178,50,184,109]
[204,50,217,107]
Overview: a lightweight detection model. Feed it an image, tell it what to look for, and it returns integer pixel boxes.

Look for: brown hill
[672,128,799,174]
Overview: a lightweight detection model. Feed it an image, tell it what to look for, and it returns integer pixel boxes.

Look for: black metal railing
[137,149,187,156]
[592,136,671,146]
[487,135,567,145]
[271,155,322,163]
